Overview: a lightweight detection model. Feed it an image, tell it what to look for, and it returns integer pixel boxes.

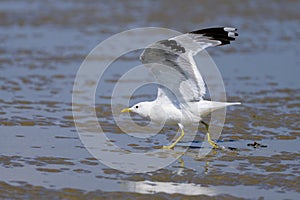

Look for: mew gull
[122,27,240,149]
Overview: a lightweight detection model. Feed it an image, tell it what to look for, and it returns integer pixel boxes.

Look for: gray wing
[140,27,238,104]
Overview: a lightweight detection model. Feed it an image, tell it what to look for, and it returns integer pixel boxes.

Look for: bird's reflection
[121,142,223,196]
[123,180,217,196]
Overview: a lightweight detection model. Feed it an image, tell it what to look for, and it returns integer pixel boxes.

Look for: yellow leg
[206,131,219,149]
[163,124,185,150]
[201,121,220,149]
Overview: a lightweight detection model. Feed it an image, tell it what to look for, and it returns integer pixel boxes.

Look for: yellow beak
[121,108,131,113]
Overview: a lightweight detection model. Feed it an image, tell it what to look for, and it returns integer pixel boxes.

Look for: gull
[121,27,240,149]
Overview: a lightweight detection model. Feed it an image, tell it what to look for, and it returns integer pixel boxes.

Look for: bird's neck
[139,101,154,118]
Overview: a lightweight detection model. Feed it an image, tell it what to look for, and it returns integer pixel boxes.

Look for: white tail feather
[194,100,241,117]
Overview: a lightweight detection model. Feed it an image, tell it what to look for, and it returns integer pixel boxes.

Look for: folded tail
[195,100,241,117]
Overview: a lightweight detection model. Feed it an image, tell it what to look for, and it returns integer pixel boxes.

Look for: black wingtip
[189,27,238,45]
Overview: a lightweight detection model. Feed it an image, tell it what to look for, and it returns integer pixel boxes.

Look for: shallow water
[1,0,300,199]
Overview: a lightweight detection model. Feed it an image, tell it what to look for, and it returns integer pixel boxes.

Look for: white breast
[149,101,201,125]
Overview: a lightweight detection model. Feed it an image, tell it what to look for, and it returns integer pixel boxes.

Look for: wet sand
[0,0,299,199]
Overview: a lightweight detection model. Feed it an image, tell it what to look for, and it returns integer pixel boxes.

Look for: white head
[121,102,153,118]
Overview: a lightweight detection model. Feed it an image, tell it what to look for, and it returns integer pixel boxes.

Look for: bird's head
[121,102,152,118]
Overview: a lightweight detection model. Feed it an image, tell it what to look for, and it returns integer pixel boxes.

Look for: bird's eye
[135,105,139,109]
